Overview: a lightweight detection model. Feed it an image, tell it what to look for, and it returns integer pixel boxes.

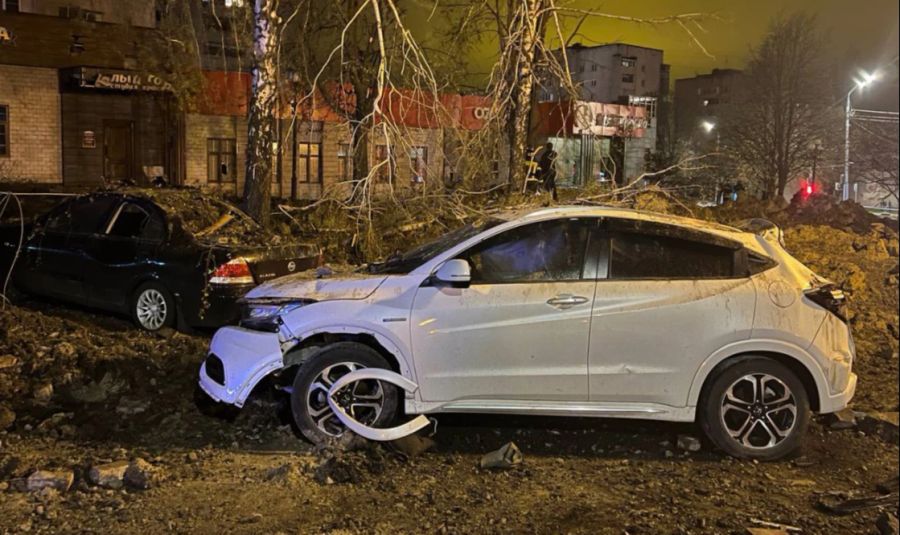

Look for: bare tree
[722,13,838,199]
[852,113,900,203]
[241,0,284,226]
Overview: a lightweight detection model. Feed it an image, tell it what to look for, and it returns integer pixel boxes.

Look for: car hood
[244,273,388,301]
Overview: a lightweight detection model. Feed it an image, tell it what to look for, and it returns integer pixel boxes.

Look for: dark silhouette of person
[538,142,558,201]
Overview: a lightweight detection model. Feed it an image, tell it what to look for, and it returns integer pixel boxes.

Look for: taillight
[804,284,847,322]
[210,258,255,285]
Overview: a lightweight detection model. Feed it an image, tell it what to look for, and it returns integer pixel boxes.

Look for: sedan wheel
[131,283,175,331]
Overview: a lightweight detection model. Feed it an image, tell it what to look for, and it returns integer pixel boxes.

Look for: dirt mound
[784,224,899,411]
[782,193,897,234]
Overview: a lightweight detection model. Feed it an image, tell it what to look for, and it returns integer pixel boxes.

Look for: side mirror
[434,259,471,288]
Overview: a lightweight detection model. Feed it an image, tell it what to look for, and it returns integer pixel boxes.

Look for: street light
[700,120,716,133]
[842,69,880,200]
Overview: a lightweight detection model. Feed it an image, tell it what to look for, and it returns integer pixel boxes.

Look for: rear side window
[460,219,590,284]
[610,232,735,279]
[108,202,165,240]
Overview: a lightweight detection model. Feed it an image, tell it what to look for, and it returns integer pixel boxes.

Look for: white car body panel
[410,280,596,402]
[588,277,756,406]
[198,206,857,431]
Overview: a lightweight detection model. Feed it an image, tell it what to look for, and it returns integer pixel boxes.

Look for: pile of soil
[781,193,898,234]
[784,223,899,411]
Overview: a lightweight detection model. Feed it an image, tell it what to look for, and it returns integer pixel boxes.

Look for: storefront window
[207,138,236,183]
[0,105,9,157]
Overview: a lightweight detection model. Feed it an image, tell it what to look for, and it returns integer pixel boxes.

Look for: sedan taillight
[804,284,847,323]
[210,258,255,285]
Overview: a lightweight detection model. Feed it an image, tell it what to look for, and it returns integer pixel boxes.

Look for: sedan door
[410,218,600,404]
[80,200,167,309]
[17,196,118,302]
[587,219,757,408]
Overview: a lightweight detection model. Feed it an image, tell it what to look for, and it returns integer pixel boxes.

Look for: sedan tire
[131,282,175,331]
[291,342,399,446]
[700,357,810,461]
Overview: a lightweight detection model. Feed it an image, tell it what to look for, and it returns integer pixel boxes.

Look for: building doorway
[103,120,133,181]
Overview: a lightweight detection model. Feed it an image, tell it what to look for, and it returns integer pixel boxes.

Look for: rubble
[25,470,73,492]
[0,354,17,369]
[0,404,14,430]
[123,458,156,490]
[676,435,702,452]
[88,461,130,489]
[829,407,858,430]
[856,412,900,443]
[480,442,523,469]
[877,512,900,535]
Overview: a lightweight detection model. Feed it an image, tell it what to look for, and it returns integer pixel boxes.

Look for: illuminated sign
[77,68,174,92]
[573,101,649,138]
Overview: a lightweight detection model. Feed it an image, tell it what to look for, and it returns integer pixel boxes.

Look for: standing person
[538,142,559,201]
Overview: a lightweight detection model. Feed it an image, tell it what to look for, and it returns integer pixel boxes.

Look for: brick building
[1,2,490,198]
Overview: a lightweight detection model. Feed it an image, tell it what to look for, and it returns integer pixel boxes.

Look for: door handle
[546,294,589,309]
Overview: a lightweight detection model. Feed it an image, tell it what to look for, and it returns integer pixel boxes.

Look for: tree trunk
[506,0,545,192]
[242,0,281,228]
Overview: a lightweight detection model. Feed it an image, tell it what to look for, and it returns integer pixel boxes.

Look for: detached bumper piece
[326,368,431,441]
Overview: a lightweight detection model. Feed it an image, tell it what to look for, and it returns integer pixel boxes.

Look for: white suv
[198,207,856,460]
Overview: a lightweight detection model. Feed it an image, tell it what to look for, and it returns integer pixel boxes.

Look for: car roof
[495,205,747,240]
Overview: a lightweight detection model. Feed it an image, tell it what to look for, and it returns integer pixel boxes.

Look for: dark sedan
[0,190,320,331]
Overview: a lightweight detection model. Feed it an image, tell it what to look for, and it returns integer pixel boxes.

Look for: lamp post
[843,70,880,201]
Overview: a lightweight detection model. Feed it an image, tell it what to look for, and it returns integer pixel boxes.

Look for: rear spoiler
[734,218,786,248]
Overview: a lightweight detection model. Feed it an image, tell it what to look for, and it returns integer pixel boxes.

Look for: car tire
[699,357,810,461]
[131,282,175,332]
[291,342,399,446]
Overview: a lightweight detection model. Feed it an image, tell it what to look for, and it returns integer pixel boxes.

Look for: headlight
[240,300,312,332]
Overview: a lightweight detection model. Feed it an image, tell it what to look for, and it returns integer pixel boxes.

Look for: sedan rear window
[610,232,735,279]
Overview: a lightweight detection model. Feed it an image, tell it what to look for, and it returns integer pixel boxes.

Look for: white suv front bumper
[198,326,283,407]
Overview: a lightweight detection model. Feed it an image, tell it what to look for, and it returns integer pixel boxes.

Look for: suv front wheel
[700,357,810,461]
[290,342,399,445]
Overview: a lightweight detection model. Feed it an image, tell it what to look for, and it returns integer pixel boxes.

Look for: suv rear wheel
[700,357,810,461]
[290,342,399,445]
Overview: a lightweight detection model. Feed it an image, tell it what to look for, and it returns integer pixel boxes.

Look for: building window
[409,146,427,183]
[622,73,635,84]
[297,142,322,184]
[374,145,396,183]
[337,143,352,182]
[207,138,237,183]
[0,105,9,157]
[2,0,20,12]
[591,64,598,72]
[621,57,637,68]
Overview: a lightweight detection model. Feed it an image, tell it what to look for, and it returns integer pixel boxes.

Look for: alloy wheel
[136,288,168,330]
[306,362,385,436]
[720,373,798,450]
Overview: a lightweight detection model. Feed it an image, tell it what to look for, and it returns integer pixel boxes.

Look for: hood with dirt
[244,271,389,301]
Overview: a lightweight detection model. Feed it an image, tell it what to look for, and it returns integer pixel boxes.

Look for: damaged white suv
[198,207,856,460]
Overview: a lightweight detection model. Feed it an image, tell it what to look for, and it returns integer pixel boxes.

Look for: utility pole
[843,70,880,201]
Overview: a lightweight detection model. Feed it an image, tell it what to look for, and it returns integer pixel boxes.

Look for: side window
[108,202,165,240]
[609,231,735,279]
[43,197,117,235]
[68,197,119,235]
[460,219,590,284]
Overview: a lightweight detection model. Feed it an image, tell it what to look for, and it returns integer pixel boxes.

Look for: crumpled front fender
[200,327,283,407]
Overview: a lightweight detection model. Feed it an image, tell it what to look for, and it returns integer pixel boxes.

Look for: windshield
[368,218,503,274]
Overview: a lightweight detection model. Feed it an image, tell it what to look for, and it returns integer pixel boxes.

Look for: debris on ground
[480,442,523,469]
[676,435,702,452]
[829,407,858,430]
[877,511,900,535]
[389,434,437,458]
[25,470,74,492]
[857,412,900,443]
[88,461,130,489]
[816,490,899,515]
